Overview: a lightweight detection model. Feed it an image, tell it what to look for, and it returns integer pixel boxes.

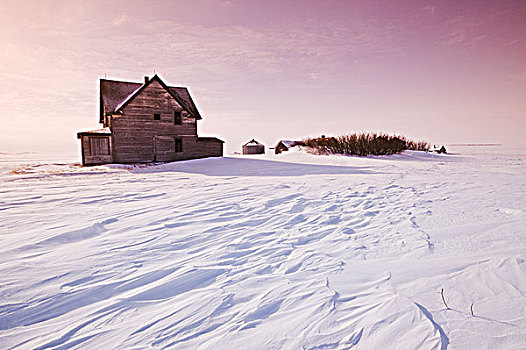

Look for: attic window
[154,113,161,120]
[174,111,182,125]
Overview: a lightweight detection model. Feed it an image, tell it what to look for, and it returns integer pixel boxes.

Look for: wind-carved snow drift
[0,148,525,349]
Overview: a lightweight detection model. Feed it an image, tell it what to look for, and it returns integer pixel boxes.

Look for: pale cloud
[441,8,519,47]
[112,14,131,27]
[508,40,519,47]
[443,30,466,46]
[513,70,526,81]
[214,0,234,8]
[134,18,400,79]
[423,4,436,15]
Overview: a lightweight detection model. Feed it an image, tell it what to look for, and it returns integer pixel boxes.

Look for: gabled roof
[168,87,201,119]
[243,139,264,146]
[99,75,202,123]
[277,140,298,148]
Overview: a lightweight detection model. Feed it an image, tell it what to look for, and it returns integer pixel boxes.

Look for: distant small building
[431,145,447,154]
[274,140,304,154]
[242,139,265,155]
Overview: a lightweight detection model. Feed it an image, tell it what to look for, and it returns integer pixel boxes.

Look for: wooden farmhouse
[242,139,265,155]
[77,74,223,165]
[274,140,304,154]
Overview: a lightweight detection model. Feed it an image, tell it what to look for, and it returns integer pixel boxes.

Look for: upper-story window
[174,111,182,125]
[154,113,161,120]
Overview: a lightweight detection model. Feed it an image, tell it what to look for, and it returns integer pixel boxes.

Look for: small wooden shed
[274,140,304,154]
[242,139,265,155]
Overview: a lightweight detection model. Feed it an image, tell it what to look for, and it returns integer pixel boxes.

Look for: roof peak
[244,139,263,145]
[100,75,188,90]
[100,74,202,121]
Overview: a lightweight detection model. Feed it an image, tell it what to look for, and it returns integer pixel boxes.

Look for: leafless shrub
[304,133,429,156]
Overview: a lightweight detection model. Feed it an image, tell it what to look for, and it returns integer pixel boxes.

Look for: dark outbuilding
[242,139,265,155]
[274,140,305,154]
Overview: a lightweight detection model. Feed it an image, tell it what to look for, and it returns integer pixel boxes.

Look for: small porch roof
[77,127,112,139]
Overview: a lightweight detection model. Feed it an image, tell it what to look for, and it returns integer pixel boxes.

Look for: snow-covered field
[1,146,525,349]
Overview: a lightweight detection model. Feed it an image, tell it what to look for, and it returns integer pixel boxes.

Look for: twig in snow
[471,301,474,316]
[441,288,449,309]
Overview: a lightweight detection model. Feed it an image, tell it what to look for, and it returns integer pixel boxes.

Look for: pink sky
[1,0,525,154]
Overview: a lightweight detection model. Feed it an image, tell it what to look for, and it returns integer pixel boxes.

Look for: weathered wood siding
[80,136,113,165]
[197,138,223,158]
[111,80,199,163]
[154,136,223,161]
[154,136,176,162]
[243,145,265,154]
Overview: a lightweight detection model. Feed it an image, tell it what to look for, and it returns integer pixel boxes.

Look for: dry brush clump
[304,133,430,156]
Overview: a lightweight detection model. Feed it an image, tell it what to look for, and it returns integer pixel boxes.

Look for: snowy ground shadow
[128,157,377,177]
[415,303,449,350]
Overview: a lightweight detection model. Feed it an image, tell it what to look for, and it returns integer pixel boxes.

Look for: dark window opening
[154,113,161,120]
[175,138,183,152]
[174,111,182,125]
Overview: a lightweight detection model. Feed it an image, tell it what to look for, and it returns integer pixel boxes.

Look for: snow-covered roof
[278,140,301,148]
[76,127,112,138]
[243,139,264,146]
[78,127,111,134]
